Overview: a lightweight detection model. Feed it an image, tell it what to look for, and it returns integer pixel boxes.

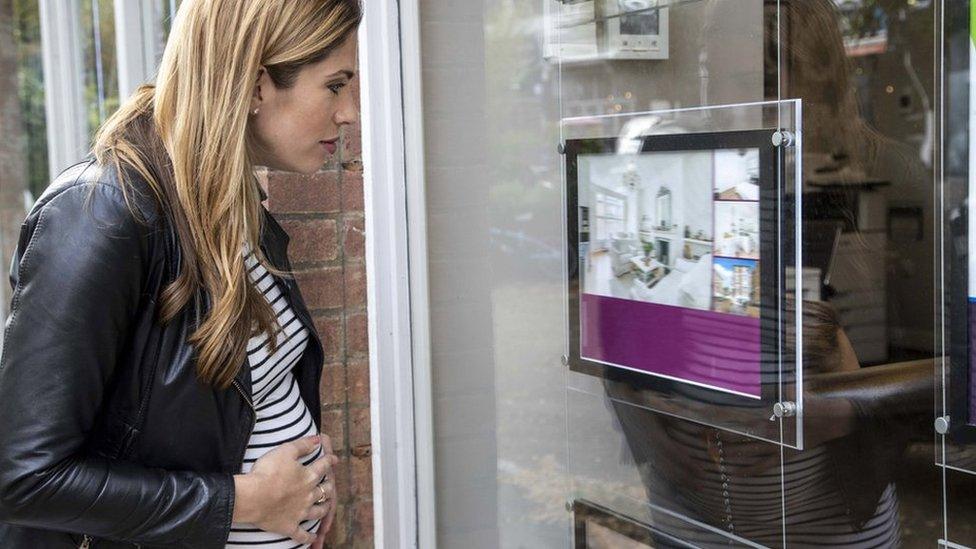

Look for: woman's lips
[320,140,338,155]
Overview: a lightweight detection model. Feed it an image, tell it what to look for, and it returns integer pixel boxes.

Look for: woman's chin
[290,159,326,175]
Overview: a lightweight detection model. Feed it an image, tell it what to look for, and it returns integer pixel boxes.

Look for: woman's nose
[337,89,360,126]
[335,107,359,127]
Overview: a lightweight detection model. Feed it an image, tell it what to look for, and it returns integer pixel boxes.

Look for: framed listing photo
[572,499,694,548]
[565,128,786,412]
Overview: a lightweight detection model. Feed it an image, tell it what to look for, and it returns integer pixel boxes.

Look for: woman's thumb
[292,434,322,456]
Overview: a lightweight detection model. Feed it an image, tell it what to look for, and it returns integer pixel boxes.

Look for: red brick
[267,170,340,214]
[345,312,368,356]
[343,262,366,308]
[340,123,362,166]
[347,360,369,405]
[295,267,344,310]
[279,218,338,263]
[351,535,374,549]
[330,454,351,504]
[349,407,370,449]
[350,452,372,498]
[350,500,374,546]
[322,409,347,453]
[319,363,346,408]
[313,315,343,361]
[342,217,365,259]
[340,171,364,212]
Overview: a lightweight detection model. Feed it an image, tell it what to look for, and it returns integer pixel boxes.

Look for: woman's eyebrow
[325,69,355,80]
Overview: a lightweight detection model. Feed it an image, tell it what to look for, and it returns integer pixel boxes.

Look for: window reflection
[600,0,942,545]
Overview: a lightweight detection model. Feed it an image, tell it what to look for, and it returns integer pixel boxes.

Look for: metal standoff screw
[560,355,569,366]
[935,416,950,435]
[557,142,566,155]
[772,401,797,419]
[565,500,574,512]
[771,130,795,147]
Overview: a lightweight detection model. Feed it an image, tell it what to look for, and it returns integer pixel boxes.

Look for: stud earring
[252,108,260,115]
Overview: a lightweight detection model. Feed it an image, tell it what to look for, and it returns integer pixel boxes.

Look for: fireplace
[655,238,670,266]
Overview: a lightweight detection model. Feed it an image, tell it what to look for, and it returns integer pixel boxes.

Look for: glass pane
[420,0,942,546]
[8,0,48,198]
[79,0,119,141]
[2,0,46,333]
[563,100,803,449]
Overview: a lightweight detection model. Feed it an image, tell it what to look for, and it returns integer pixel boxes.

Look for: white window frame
[39,0,166,177]
[113,0,166,100]
[38,0,89,178]
[361,0,431,547]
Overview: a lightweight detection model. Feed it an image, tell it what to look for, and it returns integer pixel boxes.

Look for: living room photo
[579,150,714,311]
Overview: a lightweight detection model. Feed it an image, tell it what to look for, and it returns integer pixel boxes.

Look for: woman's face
[249,35,359,174]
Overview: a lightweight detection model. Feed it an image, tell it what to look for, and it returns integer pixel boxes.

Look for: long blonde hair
[92,0,361,389]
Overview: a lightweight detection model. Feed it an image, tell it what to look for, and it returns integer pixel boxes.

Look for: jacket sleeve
[0,182,235,548]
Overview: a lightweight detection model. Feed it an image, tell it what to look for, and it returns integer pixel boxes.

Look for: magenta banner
[580,293,762,398]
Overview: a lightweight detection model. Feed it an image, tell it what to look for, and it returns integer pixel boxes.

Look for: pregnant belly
[226,377,324,548]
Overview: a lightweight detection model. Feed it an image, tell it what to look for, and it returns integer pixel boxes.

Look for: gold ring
[314,483,327,504]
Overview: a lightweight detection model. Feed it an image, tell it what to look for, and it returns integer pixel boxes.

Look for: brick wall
[256,84,372,547]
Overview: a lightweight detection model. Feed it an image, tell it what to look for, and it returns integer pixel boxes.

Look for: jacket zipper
[232,378,257,467]
[77,533,141,548]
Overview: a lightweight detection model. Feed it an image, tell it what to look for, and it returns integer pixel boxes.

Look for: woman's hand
[233,434,338,545]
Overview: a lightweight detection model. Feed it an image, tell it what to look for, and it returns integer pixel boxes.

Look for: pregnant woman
[0,1,360,547]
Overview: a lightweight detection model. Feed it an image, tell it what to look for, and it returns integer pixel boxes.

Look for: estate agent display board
[562,100,805,448]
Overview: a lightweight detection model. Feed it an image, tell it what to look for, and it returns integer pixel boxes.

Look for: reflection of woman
[782,0,932,352]
[606,302,932,547]
[0,1,360,547]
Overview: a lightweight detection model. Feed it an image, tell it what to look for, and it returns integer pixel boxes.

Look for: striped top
[226,245,324,549]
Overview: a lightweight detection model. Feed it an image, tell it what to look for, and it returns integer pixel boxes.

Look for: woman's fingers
[305,502,330,520]
[288,434,323,460]
[310,477,337,505]
[309,454,334,481]
[322,500,337,537]
[310,500,334,549]
[319,433,334,455]
[289,524,316,546]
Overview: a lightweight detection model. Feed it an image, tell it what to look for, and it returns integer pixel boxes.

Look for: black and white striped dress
[226,245,324,549]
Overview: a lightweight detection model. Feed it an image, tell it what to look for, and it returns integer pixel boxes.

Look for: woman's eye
[328,82,346,95]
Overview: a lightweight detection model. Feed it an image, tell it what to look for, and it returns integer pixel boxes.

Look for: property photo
[578,150,714,311]
[712,148,760,200]
[712,257,761,318]
[713,201,760,259]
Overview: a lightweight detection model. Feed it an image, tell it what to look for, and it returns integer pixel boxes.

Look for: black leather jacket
[0,158,324,548]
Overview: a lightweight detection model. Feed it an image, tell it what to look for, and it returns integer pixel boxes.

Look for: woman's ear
[250,68,265,114]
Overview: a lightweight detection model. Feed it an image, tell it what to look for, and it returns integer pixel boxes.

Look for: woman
[0,1,361,547]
